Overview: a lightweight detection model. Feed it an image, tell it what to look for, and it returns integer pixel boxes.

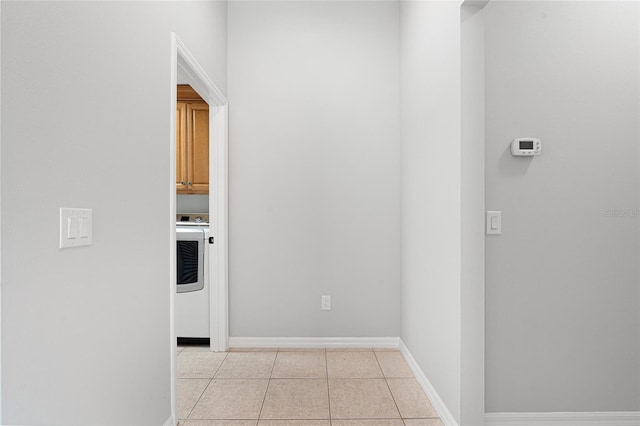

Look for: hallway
[177,345,443,425]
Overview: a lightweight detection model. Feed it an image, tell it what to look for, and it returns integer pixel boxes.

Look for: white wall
[400,1,463,422]
[1,2,226,424]
[485,1,640,413]
[461,4,485,425]
[227,1,401,338]
[177,194,208,214]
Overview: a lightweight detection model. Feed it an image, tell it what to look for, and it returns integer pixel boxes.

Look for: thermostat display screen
[520,141,534,150]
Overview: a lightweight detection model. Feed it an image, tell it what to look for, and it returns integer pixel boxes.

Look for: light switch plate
[321,295,331,311]
[60,208,93,248]
[486,211,502,235]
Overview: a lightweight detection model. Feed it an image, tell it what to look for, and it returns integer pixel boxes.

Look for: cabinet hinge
[209,237,214,244]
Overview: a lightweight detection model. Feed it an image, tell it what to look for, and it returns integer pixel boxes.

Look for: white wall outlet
[60,208,93,249]
[321,295,331,311]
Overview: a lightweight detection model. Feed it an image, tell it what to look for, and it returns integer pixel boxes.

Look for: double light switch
[60,208,93,248]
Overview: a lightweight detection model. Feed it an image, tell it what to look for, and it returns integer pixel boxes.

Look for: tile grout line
[184,349,230,421]
[256,350,278,422]
[182,377,213,422]
[375,351,442,424]
[181,347,439,425]
[325,348,332,426]
[374,350,404,420]
[213,350,231,377]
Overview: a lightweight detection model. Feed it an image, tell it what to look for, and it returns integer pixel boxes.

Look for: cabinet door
[187,102,209,194]
[176,102,188,193]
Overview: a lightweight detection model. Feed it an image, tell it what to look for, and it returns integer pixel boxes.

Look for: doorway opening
[169,32,229,424]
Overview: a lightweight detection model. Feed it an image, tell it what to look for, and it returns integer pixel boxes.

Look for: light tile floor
[177,346,443,426]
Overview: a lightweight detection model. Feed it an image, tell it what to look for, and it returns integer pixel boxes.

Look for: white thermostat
[511,138,541,156]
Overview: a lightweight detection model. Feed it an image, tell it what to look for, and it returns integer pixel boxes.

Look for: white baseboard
[229,336,400,349]
[399,339,459,426]
[163,414,175,426]
[485,412,640,426]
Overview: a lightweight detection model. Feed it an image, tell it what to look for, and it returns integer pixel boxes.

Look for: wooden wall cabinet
[176,85,209,194]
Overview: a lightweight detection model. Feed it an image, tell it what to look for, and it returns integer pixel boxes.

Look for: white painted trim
[210,104,229,352]
[399,339,459,426]
[228,0,399,2]
[0,0,3,418]
[163,414,176,426]
[168,33,179,426]
[461,0,489,8]
[173,34,229,354]
[229,337,400,349]
[175,37,228,106]
[485,412,640,426]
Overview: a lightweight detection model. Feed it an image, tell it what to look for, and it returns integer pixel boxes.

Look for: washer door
[176,227,205,293]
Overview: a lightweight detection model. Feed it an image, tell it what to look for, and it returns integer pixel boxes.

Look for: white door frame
[169,32,229,425]
[0,0,3,420]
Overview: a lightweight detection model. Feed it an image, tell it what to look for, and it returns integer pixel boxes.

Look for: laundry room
[175,80,211,344]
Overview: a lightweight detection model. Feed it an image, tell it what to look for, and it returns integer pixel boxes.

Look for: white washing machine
[176,213,210,338]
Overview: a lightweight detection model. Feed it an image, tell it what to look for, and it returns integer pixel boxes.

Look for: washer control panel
[177,213,209,225]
